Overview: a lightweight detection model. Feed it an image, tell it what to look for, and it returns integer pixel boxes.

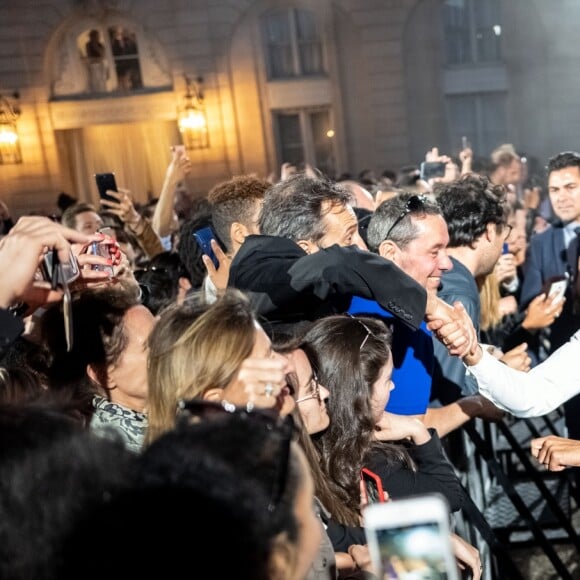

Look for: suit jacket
[520,223,580,352]
[228,235,427,331]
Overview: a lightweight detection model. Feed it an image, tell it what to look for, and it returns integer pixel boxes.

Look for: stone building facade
[0,0,578,215]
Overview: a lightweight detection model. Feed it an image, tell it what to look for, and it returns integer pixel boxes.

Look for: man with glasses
[349,193,502,436]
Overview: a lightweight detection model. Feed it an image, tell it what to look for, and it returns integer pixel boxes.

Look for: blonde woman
[145,290,294,445]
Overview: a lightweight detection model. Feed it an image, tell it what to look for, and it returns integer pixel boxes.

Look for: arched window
[76,25,143,94]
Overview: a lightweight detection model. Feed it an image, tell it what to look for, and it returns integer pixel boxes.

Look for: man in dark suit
[520,151,580,481]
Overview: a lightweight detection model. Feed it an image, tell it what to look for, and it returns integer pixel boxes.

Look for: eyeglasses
[176,398,296,512]
[384,195,428,240]
[295,370,321,404]
[502,223,513,240]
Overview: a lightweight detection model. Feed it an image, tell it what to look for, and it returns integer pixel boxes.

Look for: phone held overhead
[95,172,118,203]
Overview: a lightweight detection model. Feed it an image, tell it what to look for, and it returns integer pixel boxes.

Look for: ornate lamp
[0,92,21,164]
[177,75,209,150]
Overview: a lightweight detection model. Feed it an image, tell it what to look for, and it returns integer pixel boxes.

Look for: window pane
[447,93,506,156]
[275,113,303,166]
[310,110,334,177]
[447,95,477,152]
[443,0,471,64]
[263,12,294,78]
[479,93,506,153]
[473,0,501,62]
[295,9,324,75]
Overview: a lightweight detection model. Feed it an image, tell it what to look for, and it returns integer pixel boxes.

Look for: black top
[365,429,464,513]
[229,235,427,331]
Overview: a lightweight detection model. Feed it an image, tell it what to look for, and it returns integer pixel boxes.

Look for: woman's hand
[450,532,482,580]
[522,292,565,330]
[499,342,531,371]
[374,412,431,445]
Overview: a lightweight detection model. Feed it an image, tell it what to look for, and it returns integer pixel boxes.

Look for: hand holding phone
[364,494,459,580]
[88,241,115,276]
[361,468,385,505]
[193,226,219,269]
[542,275,568,306]
[420,161,446,181]
[95,172,118,204]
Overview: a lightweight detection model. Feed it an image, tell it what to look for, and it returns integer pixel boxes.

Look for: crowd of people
[1,140,580,579]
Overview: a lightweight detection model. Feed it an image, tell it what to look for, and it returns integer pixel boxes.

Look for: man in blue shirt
[349,192,502,435]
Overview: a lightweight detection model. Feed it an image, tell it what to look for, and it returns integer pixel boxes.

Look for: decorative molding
[49,90,177,129]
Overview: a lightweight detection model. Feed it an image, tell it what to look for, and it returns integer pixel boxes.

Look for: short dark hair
[433,174,508,248]
[367,192,442,252]
[208,175,270,253]
[547,151,580,175]
[61,203,98,229]
[259,174,352,243]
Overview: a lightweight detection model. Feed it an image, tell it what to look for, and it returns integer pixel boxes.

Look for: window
[443,0,501,65]
[262,8,325,79]
[273,109,335,177]
[77,25,143,94]
[446,93,506,156]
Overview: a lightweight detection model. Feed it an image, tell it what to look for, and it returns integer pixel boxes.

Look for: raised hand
[0,216,94,309]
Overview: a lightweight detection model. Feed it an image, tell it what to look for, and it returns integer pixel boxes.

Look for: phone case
[360,468,385,504]
[95,173,118,203]
[193,226,219,269]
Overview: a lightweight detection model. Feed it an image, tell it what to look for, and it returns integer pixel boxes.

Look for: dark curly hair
[433,173,508,248]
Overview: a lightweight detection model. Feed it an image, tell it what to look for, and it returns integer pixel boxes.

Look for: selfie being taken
[2,1,580,579]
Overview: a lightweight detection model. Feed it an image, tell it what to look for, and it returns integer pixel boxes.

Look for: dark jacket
[228,236,426,331]
[0,309,24,361]
[520,223,580,353]
[365,429,464,513]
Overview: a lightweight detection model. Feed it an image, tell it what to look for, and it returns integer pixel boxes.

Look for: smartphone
[39,251,80,289]
[364,494,459,580]
[420,161,446,181]
[193,226,219,269]
[361,468,385,504]
[546,277,568,305]
[88,241,115,276]
[95,172,118,203]
[502,242,510,255]
[461,136,469,150]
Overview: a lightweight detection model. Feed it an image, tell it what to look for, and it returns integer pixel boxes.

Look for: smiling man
[348,193,500,436]
[520,151,580,483]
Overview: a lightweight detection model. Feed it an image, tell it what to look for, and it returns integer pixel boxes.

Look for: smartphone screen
[95,172,118,203]
[361,468,384,504]
[364,495,458,580]
[193,226,219,269]
[420,162,446,181]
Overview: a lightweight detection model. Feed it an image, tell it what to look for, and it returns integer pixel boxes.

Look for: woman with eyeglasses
[145,289,295,445]
[300,314,464,520]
